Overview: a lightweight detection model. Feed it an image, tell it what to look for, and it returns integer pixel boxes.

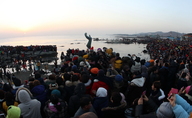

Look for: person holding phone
[168,94,192,118]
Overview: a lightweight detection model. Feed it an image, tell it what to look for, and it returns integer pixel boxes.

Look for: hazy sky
[0,0,191,38]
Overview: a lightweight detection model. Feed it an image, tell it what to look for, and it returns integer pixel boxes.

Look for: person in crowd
[92,87,109,118]
[15,87,42,118]
[68,83,90,117]
[102,92,126,118]
[6,105,21,118]
[177,72,191,90]
[2,92,19,113]
[178,85,192,105]
[91,69,112,96]
[135,95,174,118]
[30,79,47,116]
[12,78,24,95]
[150,81,165,106]
[126,71,145,107]
[131,56,141,73]
[168,94,192,118]
[44,94,68,118]
[74,97,96,117]
[65,74,81,103]
[81,73,92,94]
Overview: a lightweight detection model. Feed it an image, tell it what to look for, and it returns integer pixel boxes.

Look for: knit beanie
[90,68,99,74]
[72,65,77,70]
[83,55,88,59]
[51,89,61,98]
[7,105,21,118]
[156,102,174,118]
[115,74,123,82]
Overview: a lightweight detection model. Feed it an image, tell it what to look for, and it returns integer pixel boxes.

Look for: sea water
[0,35,151,62]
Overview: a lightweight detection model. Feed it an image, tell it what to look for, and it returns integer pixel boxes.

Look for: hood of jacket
[16,87,33,103]
[131,77,145,87]
[31,85,45,95]
[96,87,107,97]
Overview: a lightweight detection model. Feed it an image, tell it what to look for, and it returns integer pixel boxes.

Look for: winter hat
[51,89,61,98]
[149,59,155,63]
[90,68,99,74]
[79,112,98,118]
[97,48,102,51]
[83,55,88,59]
[115,74,123,82]
[7,105,21,118]
[96,87,107,97]
[156,102,174,118]
[72,56,78,61]
[13,78,21,86]
[72,65,77,70]
[79,61,85,67]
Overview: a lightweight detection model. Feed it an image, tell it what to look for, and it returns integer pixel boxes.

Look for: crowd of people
[0,38,192,118]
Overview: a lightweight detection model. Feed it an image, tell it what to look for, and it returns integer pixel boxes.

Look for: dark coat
[92,97,109,118]
[68,83,90,117]
[31,85,47,109]
[101,102,127,118]
[135,98,158,118]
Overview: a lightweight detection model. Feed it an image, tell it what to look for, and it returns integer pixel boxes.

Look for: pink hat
[186,86,191,94]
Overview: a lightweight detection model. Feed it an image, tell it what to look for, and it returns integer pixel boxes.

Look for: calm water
[1,35,150,61]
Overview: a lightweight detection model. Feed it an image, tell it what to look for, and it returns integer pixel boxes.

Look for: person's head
[56,76,64,86]
[115,74,123,82]
[80,97,92,110]
[6,105,21,118]
[96,87,107,97]
[110,92,122,105]
[13,78,22,87]
[33,80,40,86]
[35,73,41,79]
[151,66,158,73]
[51,89,61,98]
[90,67,99,75]
[49,74,56,80]
[156,102,174,118]
[71,74,79,82]
[81,74,90,83]
[152,81,161,91]
[140,59,146,65]
[16,87,33,103]
[50,94,62,111]
[4,92,14,101]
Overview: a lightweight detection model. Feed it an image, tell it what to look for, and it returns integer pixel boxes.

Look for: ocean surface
[1,35,151,62]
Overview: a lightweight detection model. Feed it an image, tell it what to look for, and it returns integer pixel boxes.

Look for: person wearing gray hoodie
[15,87,42,118]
